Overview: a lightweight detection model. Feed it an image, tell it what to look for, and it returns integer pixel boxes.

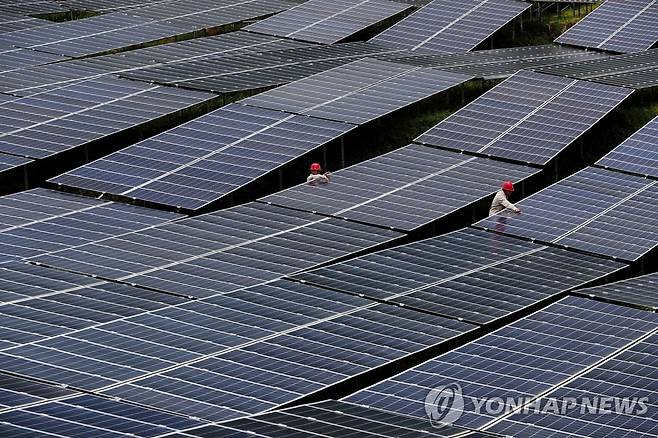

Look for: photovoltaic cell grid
[597,115,658,178]
[0,12,189,57]
[0,32,310,97]
[555,0,658,53]
[0,188,182,263]
[370,0,530,53]
[0,280,372,392]
[0,48,66,73]
[50,103,355,210]
[0,262,187,349]
[488,332,658,438]
[244,0,412,44]
[242,58,473,125]
[31,202,401,297]
[385,44,610,80]
[0,394,204,438]
[294,228,625,325]
[129,0,295,30]
[262,144,539,231]
[0,373,76,410]
[199,400,505,438]
[0,76,214,160]
[532,48,658,90]
[0,153,31,173]
[416,70,633,165]
[121,41,404,94]
[56,0,173,13]
[475,167,658,261]
[98,302,474,422]
[347,296,658,429]
[578,272,658,310]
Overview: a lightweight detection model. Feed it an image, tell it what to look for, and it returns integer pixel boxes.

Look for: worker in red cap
[307,162,331,185]
[489,181,521,216]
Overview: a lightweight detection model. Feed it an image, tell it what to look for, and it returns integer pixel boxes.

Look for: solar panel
[0,394,202,437]
[50,103,356,211]
[0,279,373,390]
[244,0,412,44]
[242,58,473,124]
[487,332,658,438]
[384,44,610,80]
[0,188,183,263]
[31,202,401,297]
[578,273,658,310]
[0,76,214,160]
[294,227,624,324]
[475,167,658,261]
[0,12,188,57]
[0,47,67,73]
[0,263,187,349]
[1,32,310,97]
[205,400,504,438]
[0,373,76,410]
[416,70,633,165]
[0,153,31,174]
[370,0,530,53]
[262,144,539,231]
[596,115,658,178]
[555,0,658,53]
[121,41,404,94]
[99,303,474,422]
[532,48,658,89]
[346,296,658,428]
[57,0,173,13]
[130,0,294,29]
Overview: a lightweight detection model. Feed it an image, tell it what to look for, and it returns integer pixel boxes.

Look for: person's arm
[500,195,521,213]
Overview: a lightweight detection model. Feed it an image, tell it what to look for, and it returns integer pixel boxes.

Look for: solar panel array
[1,1,297,58]
[0,76,214,160]
[596,115,658,178]
[0,189,182,263]
[416,70,633,165]
[578,272,658,310]
[294,228,625,324]
[121,41,404,94]
[97,300,473,422]
[50,103,356,210]
[370,0,530,53]
[184,400,505,437]
[488,332,658,437]
[385,44,610,80]
[555,0,658,53]
[0,47,66,73]
[242,58,473,124]
[532,48,658,90]
[31,202,401,297]
[1,32,310,97]
[347,296,658,429]
[0,153,31,174]
[245,0,412,44]
[263,144,539,231]
[475,167,658,261]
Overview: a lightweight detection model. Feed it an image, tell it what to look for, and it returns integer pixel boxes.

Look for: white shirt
[489,190,520,216]
[307,173,329,184]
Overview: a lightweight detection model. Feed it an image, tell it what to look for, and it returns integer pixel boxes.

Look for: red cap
[502,181,514,192]
[310,162,321,171]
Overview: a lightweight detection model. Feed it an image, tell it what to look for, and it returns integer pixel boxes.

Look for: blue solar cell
[597,115,658,178]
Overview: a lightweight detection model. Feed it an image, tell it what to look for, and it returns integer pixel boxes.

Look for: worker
[307,162,331,185]
[489,181,521,216]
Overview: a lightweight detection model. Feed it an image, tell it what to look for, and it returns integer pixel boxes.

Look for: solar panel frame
[242,58,473,125]
[244,0,413,44]
[50,103,356,210]
[370,0,530,53]
[596,115,658,178]
[262,144,540,231]
[555,0,658,53]
[346,296,658,429]
[416,70,633,165]
[475,167,658,261]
